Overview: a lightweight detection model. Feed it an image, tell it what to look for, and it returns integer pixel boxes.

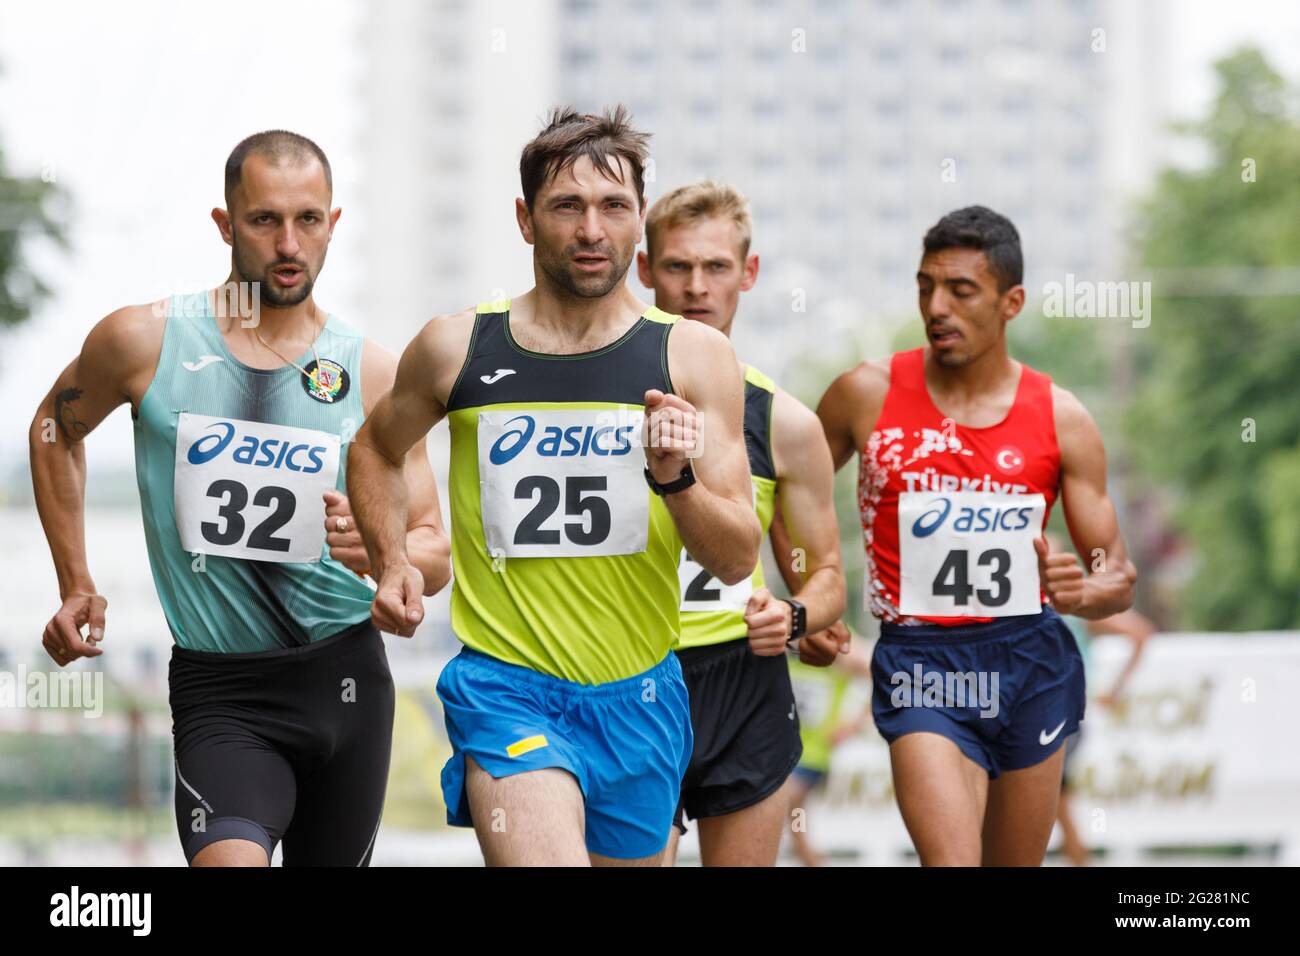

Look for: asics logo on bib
[185,421,328,474]
[911,496,1036,538]
[487,414,637,466]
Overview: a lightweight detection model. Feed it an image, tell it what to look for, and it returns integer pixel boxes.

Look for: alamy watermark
[0,667,103,718]
[890,665,1000,718]
[1042,274,1152,329]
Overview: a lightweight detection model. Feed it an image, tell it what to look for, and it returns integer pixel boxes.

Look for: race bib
[898,491,1046,617]
[678,480,756,611]
[678,549,753,612]
[174,413,340,563]
[478,408,649,559]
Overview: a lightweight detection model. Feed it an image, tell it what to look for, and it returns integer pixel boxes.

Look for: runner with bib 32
[815,206,1137,866]
[29,131,448,866]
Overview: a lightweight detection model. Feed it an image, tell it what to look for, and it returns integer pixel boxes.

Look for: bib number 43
[898,491,1045,617]
[931,548,1011,607]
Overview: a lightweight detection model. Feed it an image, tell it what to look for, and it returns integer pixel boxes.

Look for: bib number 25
[513,475,610,546]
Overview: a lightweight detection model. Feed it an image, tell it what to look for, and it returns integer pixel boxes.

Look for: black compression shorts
[169,620,394,866]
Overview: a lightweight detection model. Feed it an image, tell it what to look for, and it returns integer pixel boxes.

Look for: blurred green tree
[1128,47,1300,630]
[0,65,67,329]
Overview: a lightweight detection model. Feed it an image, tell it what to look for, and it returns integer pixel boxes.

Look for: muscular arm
[767,389,845,633]
[768,360,889,663]
[29,303,163,661]
[347,313,469,589]
[657,322,760,585]
[816,359,889,473]
[1051,386,1138,619]
[351,341,450,595]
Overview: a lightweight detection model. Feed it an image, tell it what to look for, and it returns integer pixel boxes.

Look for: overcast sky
[1,0,1298,477]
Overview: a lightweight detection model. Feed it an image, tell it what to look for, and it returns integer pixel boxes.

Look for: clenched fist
[744,587,792,656]
[1035,536,1086,616]
[797,620,850,667]
[370,563,426,638]
[643,389,699,485]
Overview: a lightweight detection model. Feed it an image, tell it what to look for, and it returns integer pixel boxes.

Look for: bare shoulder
[411,306,479,406]
[771,386,829,477]
[818,358,890,422]
[835,359,891,405]
[412,307,478,361]
[666,319,739,401]
[359,339,400,412]
[84,301,168,395]
[1051,382,1099,434]
[668,314,732,357]
[771,386,821,445]
[1051,383,1105,459]
[87,301,166,359]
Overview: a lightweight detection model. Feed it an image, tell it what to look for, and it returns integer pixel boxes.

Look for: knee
[191,837,270,867]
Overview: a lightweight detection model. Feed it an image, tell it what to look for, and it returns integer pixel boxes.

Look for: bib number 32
[174,413,341,564]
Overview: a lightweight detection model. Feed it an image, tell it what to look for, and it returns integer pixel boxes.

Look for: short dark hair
[519,105,650,211]
[224,130,332,208]
[922,206,1023,291]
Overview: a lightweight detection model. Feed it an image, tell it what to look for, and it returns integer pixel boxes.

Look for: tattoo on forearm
[54,387,89,441]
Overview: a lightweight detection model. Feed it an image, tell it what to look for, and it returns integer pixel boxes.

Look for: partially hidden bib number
[174,413,340,563]
[898,491,1046,617]
[679,549,752,612]
[478,409,649,558]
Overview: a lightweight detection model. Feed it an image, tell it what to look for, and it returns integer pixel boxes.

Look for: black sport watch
[644,461,697,497]
[782,597,807,645]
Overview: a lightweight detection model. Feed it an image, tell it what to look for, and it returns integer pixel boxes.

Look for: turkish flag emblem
[995,444,1025,476]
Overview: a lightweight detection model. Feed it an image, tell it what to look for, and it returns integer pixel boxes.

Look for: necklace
[253,302,324,379]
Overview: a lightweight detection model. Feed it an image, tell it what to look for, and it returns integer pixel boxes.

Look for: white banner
[797,633,1300,863]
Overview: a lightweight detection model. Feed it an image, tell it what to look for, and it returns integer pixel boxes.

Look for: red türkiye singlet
[859,349,1061,626]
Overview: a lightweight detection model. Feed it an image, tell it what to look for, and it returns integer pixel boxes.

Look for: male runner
[347,107,760,866]
[815,206,1137,865]
[29,131,448,866]
[634,181,845,866]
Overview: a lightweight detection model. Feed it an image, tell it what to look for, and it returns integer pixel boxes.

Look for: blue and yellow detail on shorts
[437,646,693,859]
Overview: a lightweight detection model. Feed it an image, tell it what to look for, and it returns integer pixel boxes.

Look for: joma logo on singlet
[186,421,328,474]
[912,496,1037,538]
[488,414,638,466]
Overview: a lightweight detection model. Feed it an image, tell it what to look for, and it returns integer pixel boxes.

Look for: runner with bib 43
[815,206,1136,866]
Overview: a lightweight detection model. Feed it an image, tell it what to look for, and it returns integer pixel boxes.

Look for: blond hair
[645,181,753,261]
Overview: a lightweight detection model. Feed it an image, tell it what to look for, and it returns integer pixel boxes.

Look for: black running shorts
[169,620,395,866]
[674,637,802,831]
